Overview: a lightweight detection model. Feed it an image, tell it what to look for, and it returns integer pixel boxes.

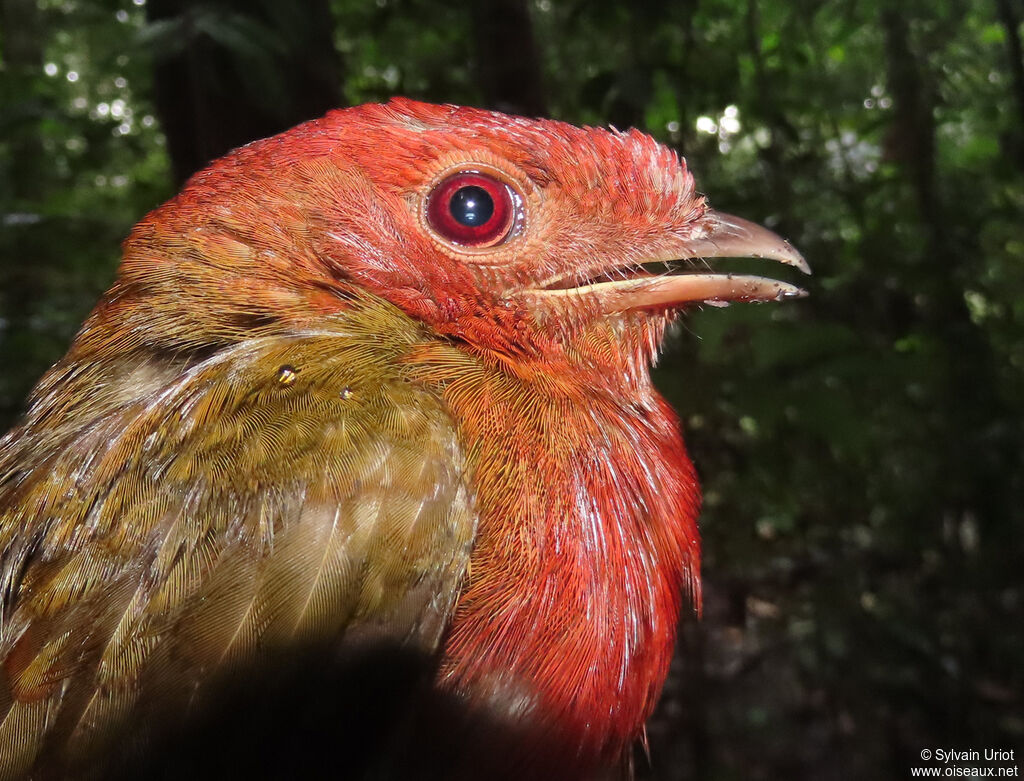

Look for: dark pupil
[449,185,494,227]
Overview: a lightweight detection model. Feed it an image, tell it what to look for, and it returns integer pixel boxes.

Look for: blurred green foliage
[1,0,1021,778]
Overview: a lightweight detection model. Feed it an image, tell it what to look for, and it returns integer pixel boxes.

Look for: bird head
[83,98,807,371]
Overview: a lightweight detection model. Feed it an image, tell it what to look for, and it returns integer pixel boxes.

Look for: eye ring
[425,171,517,248]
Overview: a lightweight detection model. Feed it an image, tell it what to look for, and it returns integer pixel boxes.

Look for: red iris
[426,172,515,248]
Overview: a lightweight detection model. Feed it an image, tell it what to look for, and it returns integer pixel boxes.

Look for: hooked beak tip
[687,210,811,275]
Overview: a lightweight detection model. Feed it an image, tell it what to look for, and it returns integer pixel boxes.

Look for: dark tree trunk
[0,0,47,428]
[881,9,1015,531]
[1,0,46,203]
[147,0,344,186]
[994,0,1024,170]
[882,10,939,231]
[671,0,701,157]
[470,0,547,116]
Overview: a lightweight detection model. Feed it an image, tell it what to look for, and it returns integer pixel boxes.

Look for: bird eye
[426,172,516,248]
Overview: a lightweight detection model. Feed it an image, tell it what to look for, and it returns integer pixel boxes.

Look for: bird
[0,98,807,780]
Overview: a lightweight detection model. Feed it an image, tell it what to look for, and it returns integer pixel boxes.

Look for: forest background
[1,0,1022,777]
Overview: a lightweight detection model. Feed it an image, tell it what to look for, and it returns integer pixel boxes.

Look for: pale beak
[528,209,810,314]
[680,210,809,274]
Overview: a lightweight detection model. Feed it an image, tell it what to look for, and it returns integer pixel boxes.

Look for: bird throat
[407,325,702,770]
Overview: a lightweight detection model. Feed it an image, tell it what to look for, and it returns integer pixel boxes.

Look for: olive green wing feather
[0,311,474,778]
